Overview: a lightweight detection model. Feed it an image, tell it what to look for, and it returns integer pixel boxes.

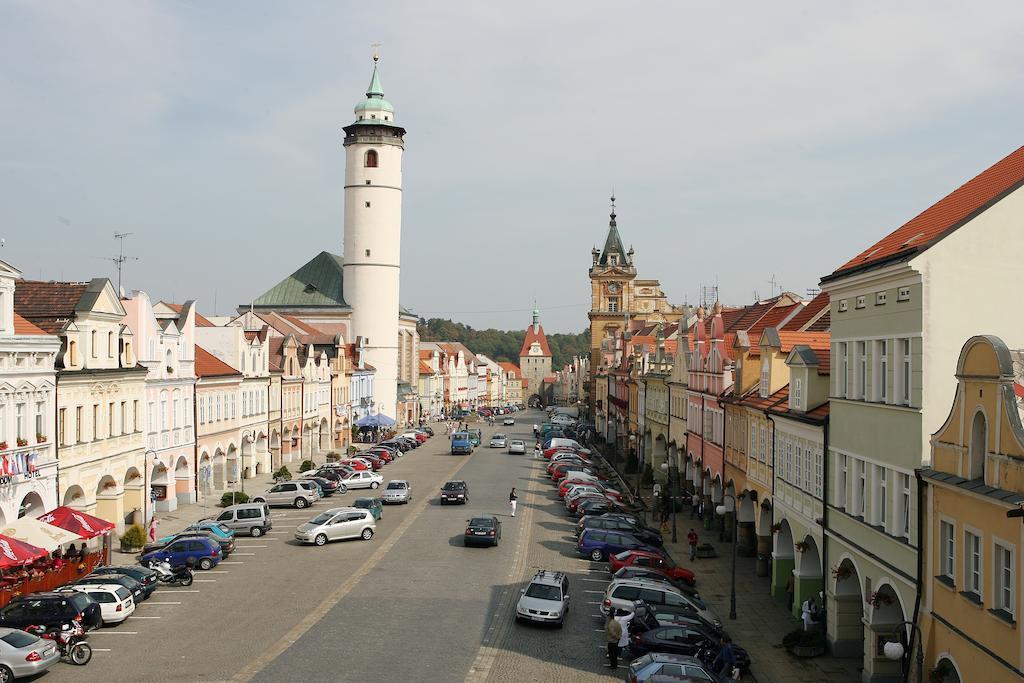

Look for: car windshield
[443,482,464,490]
[354,499,373,507]
[524,584,561,601]
[0,630,38,648]
[469,518,494,527]
[492,434,505,439]
[309,512,334,525]
[386,482,406,490]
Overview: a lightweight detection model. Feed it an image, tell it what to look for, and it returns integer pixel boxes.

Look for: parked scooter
[26,622,92,665]
[145,558,194,586]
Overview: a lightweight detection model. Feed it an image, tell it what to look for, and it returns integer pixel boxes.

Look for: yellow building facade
[921,335,1024,683]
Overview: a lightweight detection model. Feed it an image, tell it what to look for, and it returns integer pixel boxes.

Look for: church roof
[520,324,552,357]
[251,251,349,309]
[598,209,629,266]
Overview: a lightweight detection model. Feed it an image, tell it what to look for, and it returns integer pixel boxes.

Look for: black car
[627,625,751,671]
[90,565,159,600]
[421,426,434,436]
[464,516,501,547]
[629,600,723,639]
[379,440,410,453]
[0,591,102,631]
[574,498,635,518]
[314,468,347,484]
[74,573,146,604]
[577,516,663,547]
[306,476,341,496]
[440,481,469,505]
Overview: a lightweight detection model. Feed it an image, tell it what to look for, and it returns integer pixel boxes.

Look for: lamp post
[881,621,924,683]
[143,449,156,532]
[660,461,678,544]
[716,494,738,620]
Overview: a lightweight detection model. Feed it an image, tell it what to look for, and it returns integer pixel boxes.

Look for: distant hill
[417,318,589,370]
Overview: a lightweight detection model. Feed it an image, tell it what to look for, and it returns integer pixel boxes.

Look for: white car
[489,434,507,448]
[508,440,526,454]
[66,584,135,625]
[381,480,412,504]
[503,417,515,426]
[342,470,384,490]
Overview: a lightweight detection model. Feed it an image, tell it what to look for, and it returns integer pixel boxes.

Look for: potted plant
[928,661,952,683]
[299,460,315,473]
[867,591,893,608]
[795,541,809,553]
[770,522,783,534]
[119,524,146,553]
[16,438,27,447]
[783,628,826,657]
[220,491,250,507]
[831,564,852,580]
[696,543,717,559]
[36,433,46,444]
[272,466,292,482]
[0,441,7,451]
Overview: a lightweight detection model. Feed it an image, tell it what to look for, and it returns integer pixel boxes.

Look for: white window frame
[793,377,802,409]
[877,465,887,530]
[878,339,888,403]
[939,518,955,580]
[900,338,912,406]
[965,528,983,597]
[760,357,770,398]
[876,291,887,305]
[856,459,866,518]
[993,540,1014,615]
[837,454,848,508]
[856,341,867,400]
[897,286,911,302]
[900,472,911,539]
[855,295,866,309]
[838,299,848,312]
[792,442,799,487]
[813,448,823,497]
[838,342,848,397]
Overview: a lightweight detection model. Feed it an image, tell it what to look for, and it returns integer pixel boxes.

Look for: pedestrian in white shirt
[509,488,518,517]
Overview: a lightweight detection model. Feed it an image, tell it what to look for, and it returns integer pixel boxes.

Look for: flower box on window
[0,442,7,451]
[15,438,28,447]
[36,434,46,444]
[867,591,893,608]
[831,564,852,580]
[795,541,809,553]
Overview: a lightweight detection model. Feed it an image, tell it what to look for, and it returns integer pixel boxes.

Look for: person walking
[509,488,518,517]
[687,528,699,561]
[785,573,795,613]
[604,612,622,669]
[712,636,738,679]
[533,442,542,459]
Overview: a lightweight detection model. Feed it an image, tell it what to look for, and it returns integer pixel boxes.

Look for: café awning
[0,535,48,569]
[355,413,396,428]
[0,517,81,552]
[37,507,114,540]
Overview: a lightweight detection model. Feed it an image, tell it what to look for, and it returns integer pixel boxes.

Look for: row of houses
[0,259,397,535]
[417,341,525,417]
[590,145,1024,683]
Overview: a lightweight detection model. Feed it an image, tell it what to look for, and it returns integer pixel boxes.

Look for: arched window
[364,149,378,168]
[968,410,987,481]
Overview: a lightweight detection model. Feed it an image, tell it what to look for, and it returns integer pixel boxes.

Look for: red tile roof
[195,345,241,378]
[13,280,89,334]
[782,292,830,332]
[164,303,215,328]
[806,311,830,332]
[13,313,47,336]
[747,303,801,339]
[519,324,552,357]
[829,146,1024,278]
[738,384,790,411]
[498,362,521,376]
[418,360,432,373]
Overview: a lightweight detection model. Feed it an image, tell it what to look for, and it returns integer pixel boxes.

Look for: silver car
[489,434,507,448]
[381,480,411,504]
[251,481,320,509]
[0,627,60,679]
[294,507,376,546]
[508,440,526,454]
[515,570,570,627]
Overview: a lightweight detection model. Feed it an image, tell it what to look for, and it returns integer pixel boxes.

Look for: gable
[252,251,349,309]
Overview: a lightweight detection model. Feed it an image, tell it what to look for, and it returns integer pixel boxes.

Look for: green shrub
[299,459,315,472]
[346,445,358,455]
[272,466,291,481]
[782,628,826,649]
[120,524,146,549]
[326,451,341,462]
[220,491,250,507]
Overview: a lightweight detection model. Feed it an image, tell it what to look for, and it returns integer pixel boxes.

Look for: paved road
[44,409,624,682]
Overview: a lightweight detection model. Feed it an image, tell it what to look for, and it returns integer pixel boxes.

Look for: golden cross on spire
[371,42,381,62]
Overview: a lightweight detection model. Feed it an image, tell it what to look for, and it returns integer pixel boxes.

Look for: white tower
[342,54,405,419]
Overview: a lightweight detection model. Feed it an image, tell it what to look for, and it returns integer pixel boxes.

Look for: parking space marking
[90,631,138,635]
[205,570,230,573]
[583,590,604,594]
[235,545,268,548]
[158,590,199,593]
[231,553,256,556]
[129,616,161,619]
[194,579,217,583]
[580,578,606,584]
[586,601,602,605]
[146,601,182,605]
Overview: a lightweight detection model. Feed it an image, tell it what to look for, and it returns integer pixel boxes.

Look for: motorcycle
[145,558,194,586]
[26,622,91,665]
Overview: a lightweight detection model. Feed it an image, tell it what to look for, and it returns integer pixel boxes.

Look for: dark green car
[353,497,383,521]
[468,428,482,447]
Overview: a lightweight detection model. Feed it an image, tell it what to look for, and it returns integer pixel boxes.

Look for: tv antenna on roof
[103,232,139,295]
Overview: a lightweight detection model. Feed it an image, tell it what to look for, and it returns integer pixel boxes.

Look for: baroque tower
[342,54,406,419]
[519,306,552,404]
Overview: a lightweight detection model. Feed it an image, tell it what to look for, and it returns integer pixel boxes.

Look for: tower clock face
[607,282,621,294]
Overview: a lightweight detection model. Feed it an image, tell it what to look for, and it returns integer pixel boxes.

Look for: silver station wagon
[381,480,411,504]
[294,508,376,546]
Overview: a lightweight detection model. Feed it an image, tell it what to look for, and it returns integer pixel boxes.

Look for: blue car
[139,535,222,570]
[577,528,660,562]
[183,521,235,540]
[451,432,473,455]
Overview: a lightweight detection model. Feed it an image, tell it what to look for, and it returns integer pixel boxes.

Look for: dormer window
[759,357,770,398]
[793,377,803,408]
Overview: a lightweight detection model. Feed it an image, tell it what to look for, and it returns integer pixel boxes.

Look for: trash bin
[703,517,712,531]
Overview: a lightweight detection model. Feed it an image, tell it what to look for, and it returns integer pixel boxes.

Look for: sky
[2,2,1023,333]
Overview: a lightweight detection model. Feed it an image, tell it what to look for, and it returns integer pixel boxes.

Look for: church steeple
[598,194,630,266]
[532,302,540,333]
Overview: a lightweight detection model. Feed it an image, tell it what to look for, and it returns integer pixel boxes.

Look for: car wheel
[295,498,308,509]
[250,527,264,537]
[590,549,604,562]
[199,557,214,570]
[252,497,265,504]
[314,534,328,546]
[361,528,374,540]
[0,665,12,683]
[370,481,379,489]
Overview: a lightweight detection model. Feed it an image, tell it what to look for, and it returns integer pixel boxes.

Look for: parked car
[342,470,383,490]
[139,536,222,571]
[628,624,747,667]
[577,516,663,547]
[379,439,411,453]
[627,599,725,640]
[0,627,61,679]
[577,529,658,562]
[209,502,272,537]
[294,508,376,546]
[609,549,696,585]
[508,440,526,455]
[353,497,383,521]
[489,434,507,448]
[339,459,370,471]
[90,565,159,601]
[148,529,235,557]
[451,432,473,455]
[72,573,146,605]
[181,521,235,541]
[625,652,726,683]
[251,481,319,509]
[579,511,644,530]
[303,475,342,496]
[464,516,501,547]
[440,480,469,505]
[0,592,102,631]
[514,570,569,626]
[602,578,721,627]
[400,431,428,443]
[381,480,411,504]
[63,584,135,626]
[576,497,635,518]
[612,567,700,598]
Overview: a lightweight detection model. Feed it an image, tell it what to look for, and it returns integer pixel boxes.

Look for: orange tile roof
[165,303,216,328]
[738,384,790,411]
[195,345,241,378]
[13,280,89,334]
[13,313,47,336]
[418,360,432,373]
[828,146,1024,279]
[498,362,521,375]
[747,303,801,339]
[519,324,551,357]
[782,292,829,332]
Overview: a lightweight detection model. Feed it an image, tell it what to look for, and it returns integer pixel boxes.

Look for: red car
[546,457,592,475]
[552,465,600,482]
[340,459,369,471]
[566,493,615,514]
[366,449,393,463]
[543,447,588,460]
[609,549,695,585]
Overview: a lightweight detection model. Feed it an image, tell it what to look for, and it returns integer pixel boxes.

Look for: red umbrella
[0,535,47,569]
[37,506,114,540]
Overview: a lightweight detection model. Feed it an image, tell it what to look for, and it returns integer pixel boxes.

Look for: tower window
[365,201,371,208]
[365,249,371,257]
[365,149,378,168]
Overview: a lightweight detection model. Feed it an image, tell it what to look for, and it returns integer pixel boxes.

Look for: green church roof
[252,251,349,309]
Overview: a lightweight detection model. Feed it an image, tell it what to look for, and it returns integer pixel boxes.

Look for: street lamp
[716,494,738,620]
[660,462,678,544]
[143,449,156,533]
[882,621,924,683]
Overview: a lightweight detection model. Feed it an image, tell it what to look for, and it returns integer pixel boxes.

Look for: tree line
[417,317,590,370]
